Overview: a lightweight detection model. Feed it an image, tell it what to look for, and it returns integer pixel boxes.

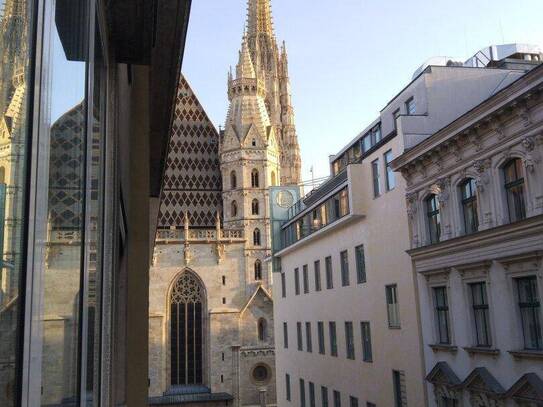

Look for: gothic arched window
[271,171,277,187]
[251,169,260,188]
[254,259,262,280]
[258,318,267,341]
[252,199,259,215]
[230,170,237,189]
[170,272,205,385]
[253,228,261,246]
[251,138,257,147]
[231,200,238,217]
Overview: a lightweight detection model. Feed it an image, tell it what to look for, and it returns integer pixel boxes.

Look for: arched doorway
[170,271,206,386]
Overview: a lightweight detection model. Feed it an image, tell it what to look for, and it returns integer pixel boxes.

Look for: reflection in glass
[42,0,88,405]
[0,0,33,405]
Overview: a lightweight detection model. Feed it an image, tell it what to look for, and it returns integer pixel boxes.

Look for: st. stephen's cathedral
[148,0,302,405]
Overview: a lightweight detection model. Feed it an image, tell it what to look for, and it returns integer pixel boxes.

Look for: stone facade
[393,63,543,406]
[148,1,301,405]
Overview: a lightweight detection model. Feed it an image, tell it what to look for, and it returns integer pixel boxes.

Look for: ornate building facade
[393,63,543,407]
[148,1,301,405]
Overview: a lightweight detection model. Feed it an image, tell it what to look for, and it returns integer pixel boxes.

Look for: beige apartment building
[393,61,543,407]
[271,44,542,407]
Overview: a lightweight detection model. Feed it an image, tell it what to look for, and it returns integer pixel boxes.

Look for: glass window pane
[0,0,34,405]
[41,1,90,405]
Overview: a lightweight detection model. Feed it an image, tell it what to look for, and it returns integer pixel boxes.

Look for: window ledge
[463,346,500,356]
[388,325,402,330]
[429,344,458,353]
[508,350,543,360]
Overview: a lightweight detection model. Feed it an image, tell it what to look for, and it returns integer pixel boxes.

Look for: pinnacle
[236,35,256,79]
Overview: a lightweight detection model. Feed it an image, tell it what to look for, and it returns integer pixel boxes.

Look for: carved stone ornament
[406,192,419,220]
[473,158,491,192]
[524,154,536,173]
[431,177,450,206]
[469,128,483,152]
[215,242,225,264]
[516,102,532,127]
[434,385,459,407]
[184,244,192,266]
[522,136,535,152]
[431,151,444,171]
[469,391,504,407]
[416,161,427,178]
[492,121,506,140]
[449,140,463,162]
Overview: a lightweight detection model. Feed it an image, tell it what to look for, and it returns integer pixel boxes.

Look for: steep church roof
[158,75,222,229]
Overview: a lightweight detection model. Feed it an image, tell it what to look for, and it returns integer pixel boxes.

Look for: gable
[507,373,543,403]
[426,362,461,387]
[462,367,505,395]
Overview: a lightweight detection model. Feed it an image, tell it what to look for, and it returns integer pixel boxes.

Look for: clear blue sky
[182,0,543,181]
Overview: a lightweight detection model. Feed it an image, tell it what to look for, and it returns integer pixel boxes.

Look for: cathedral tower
[243,0,301,186]
[221,35,280,290]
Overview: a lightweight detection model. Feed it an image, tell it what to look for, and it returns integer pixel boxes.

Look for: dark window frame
[517,276,542,350]
[503,159,526,223]
[306,322,313,353]
[434,286,451,345]
[384,149,395,191]
[371,158,381,198]
[361,321,373,362]
[303,264,309,294]
[318,321,325,354]
[355,245,366,284]
[460,178,479,234]
[329,321,338,356]
[470,282,491,347]
[340,250,350,287]
[325,256,333,289]
[345,321,355,360]
[314,260,322,291]
[426,194,441,244]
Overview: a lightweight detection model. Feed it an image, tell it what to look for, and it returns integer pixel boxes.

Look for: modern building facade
[393,62,543,407]
[271,45,542,407]
[0,0,192,406]
[147,1,302,406]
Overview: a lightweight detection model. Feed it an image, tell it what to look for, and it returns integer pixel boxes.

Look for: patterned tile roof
[158,75,222,229]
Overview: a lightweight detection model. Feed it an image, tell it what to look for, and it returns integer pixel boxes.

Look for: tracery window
[170,272,205,385]
[460,178,478,234]
[254,259,262,280]
[253,228,261,246]
[252,198,259,215]
[251,168,260,188]
[503,159,526,222]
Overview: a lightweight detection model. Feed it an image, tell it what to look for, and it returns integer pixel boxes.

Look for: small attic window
[252,138,256,147]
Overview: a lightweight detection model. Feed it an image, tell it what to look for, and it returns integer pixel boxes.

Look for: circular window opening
[251,364,271,384]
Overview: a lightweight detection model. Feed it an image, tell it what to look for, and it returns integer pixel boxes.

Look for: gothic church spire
[246,0,274,37]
